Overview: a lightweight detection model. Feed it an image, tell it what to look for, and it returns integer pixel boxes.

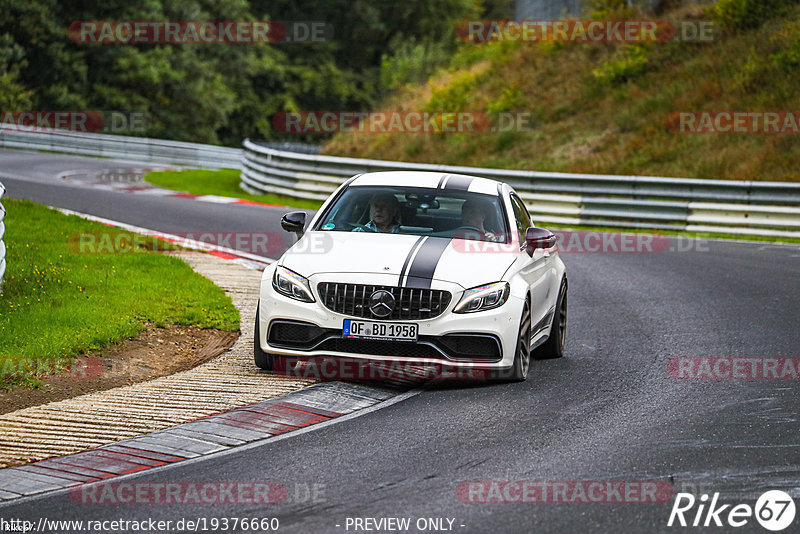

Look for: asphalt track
[2,149,800,533]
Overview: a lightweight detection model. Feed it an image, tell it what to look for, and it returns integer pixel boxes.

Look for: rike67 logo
[668,490,796,531]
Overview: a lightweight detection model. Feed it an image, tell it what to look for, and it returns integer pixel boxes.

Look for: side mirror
[281,211,307,240]
[524,227,557,256]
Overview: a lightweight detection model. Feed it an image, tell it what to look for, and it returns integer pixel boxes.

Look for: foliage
[711,0,799,31]
[592,45,652,85]
[426,70,481,112]
[0,0,484,145]
[323,2,800,182]
[585,0,639,19]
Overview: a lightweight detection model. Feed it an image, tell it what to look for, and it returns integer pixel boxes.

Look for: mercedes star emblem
[369,290,395,318]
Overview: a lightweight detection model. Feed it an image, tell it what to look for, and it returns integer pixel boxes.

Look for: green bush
[712,0,798,31]
[380,40,453,91]
[770,20,800,68]
[426,70,480,112]
[592,45,651,85]
[585,0,638,19]
[487,85,525,116]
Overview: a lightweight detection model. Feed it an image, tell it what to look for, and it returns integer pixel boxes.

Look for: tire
[492,298,532,382]
[254,306,276,370]
[534,278,567,360]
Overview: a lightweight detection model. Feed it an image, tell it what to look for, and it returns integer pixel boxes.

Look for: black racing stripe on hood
[403,237,452,289]
[398,236,427,287]
[443,174,474,191]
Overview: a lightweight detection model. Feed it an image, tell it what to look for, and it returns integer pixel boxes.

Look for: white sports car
[255,171,567,381]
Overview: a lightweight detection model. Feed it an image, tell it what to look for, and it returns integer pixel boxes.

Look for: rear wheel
[534,279,567,360]
[254,306,276,370]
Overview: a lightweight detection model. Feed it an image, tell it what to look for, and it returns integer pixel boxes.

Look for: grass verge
[0,199,240,389]
[145,169,323,210]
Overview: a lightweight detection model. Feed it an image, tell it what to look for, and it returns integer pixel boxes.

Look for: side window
[510,194,532,244]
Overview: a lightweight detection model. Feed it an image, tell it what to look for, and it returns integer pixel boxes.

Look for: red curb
[33,459,115,480]
[101,445,185,464]
[90,450,166,468]
[236,404,329,427]
[211,414,298,435]
[48,453,155,476]
[272,401,343,419]
[18,465,98,483]
[0,385,391,502]
[208,250,238,260]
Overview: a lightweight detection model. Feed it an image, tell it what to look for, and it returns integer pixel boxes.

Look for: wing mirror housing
[524,227,557,256]
[281,211,307,240]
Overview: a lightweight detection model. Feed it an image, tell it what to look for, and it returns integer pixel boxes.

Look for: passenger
[353,193,401,233]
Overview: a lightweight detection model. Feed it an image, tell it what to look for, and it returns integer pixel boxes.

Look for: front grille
[315,338,444,359]
[317,283,451,320]
[312,334,502,362]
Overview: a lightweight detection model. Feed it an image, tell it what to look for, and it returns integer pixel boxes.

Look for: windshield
[313,186,509,243]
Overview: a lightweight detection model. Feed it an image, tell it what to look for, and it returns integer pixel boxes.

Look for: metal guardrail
[0,126,242,169]
[241,139,800,238]
[0,181,6,286]
[1,125,797,239]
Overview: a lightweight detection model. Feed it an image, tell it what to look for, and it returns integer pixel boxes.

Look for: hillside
[324,1,800,181]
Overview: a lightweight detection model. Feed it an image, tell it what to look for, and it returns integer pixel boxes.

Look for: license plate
[343,320,418,342]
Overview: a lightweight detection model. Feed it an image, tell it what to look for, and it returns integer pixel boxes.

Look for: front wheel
[491,298,532,382]
[534,279,567,360]
[254,306,276,370]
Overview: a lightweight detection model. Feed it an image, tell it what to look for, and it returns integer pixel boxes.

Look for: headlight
[453,282,510,313]
[272,266,315,303]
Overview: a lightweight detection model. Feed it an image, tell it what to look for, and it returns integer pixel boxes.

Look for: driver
[353,193,401,233]
[459,199,500,242]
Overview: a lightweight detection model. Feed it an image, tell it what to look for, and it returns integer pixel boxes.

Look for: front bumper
[258,269,523,370]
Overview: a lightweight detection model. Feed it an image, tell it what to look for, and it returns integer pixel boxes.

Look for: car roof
[349,171,503,196]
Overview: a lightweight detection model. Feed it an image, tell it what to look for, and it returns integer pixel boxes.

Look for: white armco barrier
[241,139,800,239]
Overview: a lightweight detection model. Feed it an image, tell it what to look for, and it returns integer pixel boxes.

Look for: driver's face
[462,204,484,227]
[371,201,397,225]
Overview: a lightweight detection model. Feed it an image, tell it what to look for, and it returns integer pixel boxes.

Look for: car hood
[280,231,516,289]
